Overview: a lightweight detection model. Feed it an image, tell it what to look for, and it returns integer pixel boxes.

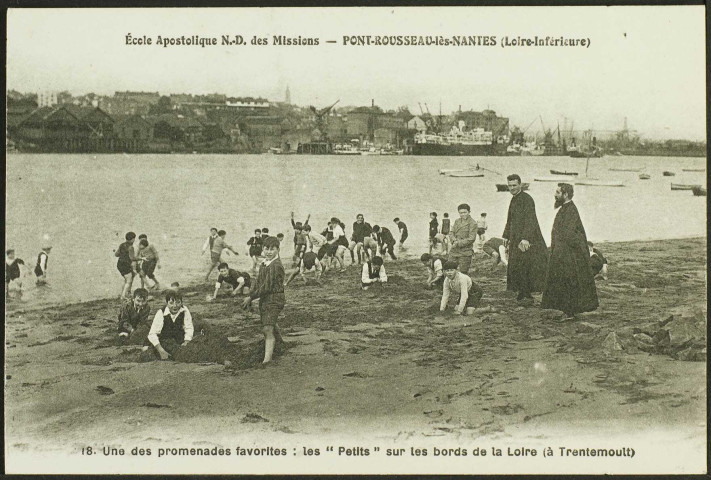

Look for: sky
[6,6,707,141]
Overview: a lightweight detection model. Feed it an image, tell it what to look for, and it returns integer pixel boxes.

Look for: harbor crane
[308,99,340,140]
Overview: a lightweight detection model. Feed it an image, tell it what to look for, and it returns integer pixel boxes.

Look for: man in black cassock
[541,183,598,318]
[502,174,548,304]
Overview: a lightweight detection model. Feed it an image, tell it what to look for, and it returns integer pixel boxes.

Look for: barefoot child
[34,245,51,285]
[428,212,439,255]
[439,260,484,316]
[211,262,251,300]
[285,250,323,286]
[143,289,194,361]
[137,238,161,290]
[5,249,26,295]
[394,217,408,249]
[360,255,387,290]
[117,287,150,343]
[115,232,137,299]
[246,229,264,272]
[420,253,444,289]
[241,236,285,364]
[205,230,239,281]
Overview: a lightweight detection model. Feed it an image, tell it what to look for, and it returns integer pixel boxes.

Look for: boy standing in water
[201,227,219,256]
[246,229,264,272]
[441,213,451,255]
[393,218,408,250]
[241,236,285,364]
[428,212,439,254]
[5,249,26,295]
[205,230,239,281]
[34,245,52,285]
[115,232,137,299]
[137,238,161,290]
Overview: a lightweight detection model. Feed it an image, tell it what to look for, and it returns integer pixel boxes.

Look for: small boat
[662,171,676,177]
[574,179,625,187]
[550,170,579,176]
[638,173,651,180]
[609,168,641,172]
[671,183,702,191]
[496,183,529,192]
[534,176,582,182]
[683,168,705,172]
[691,186,707,196]
[267,147,283,154]
[448,172,485,178]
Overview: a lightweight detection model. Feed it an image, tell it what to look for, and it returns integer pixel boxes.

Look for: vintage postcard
[5,5,707,475]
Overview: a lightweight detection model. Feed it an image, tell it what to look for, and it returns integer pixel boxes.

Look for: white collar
[163,306,186,317]
[262,256,278,267]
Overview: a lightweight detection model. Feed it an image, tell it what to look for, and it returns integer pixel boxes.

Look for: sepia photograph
[4,5,707,474]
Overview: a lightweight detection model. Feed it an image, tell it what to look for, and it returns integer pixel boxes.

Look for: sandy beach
[4,237,706,474]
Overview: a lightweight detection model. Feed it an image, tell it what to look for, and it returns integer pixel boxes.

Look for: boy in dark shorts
[210,262,251,300]
[246,229,264,272]
[115,232,137,299]
[205,230,239,281]
[137,238,161,290]
[393,217,408,249]
[118,287,150,344]
[439,260,484,316]
[441,213,451,255]
[142,289,194,361]
[241,236,285,364]
[5,249,26,295]
[429,212,439,254]
[290,211,311,265]
[34,245,51,285]
[285,250,323,286]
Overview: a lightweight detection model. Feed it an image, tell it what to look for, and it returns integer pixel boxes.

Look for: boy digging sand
[241,236,285,364]
[440,260,484,316]
[143,289,194,361]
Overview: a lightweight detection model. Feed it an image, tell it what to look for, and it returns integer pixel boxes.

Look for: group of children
[5,245,52,296]
[114,232,162,299]
[428,211,489,256]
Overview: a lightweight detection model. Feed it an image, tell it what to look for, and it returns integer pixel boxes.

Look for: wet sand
[4,237,707,473]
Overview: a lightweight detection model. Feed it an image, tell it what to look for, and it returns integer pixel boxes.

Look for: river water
[5,153,706,308]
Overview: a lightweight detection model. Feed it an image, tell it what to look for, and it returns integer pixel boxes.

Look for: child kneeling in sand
[361,255,387,290]
[141,289,195,361]
[241,236,285,364]
[421,253,444,289]
[210,262,251,300]
[118,287,151,344]
[285,251,323,286]
[440,260,484,316]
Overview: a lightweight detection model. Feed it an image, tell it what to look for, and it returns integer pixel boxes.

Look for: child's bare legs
[263,325,275,363]
[121,272,134,299]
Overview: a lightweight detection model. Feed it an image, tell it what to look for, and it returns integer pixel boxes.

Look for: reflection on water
[5,153,706,308]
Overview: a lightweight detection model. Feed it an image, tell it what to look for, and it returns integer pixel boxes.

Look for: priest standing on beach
[503,174,548,305]
[541,183,598,318]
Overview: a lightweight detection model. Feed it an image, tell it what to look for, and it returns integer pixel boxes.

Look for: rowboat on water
[574,179,625,187]
[447,172,485,178]
[549,170,579,176]
[691,186,707,196]
[609,168,641,172]
[683,168,705,172]
[638,173,651,180]
[671,183,702,191]
[662,171,676,177]
[495,183,529,192]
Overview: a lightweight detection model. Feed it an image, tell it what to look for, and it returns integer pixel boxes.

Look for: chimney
[371,99,374,107]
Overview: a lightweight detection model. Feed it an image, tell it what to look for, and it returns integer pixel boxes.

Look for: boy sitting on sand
[118,287,151,344]
[210,262,251,300]
[285,250,323,286]
[142,289,195,361]
[361,255,388,290]
[241,236,285,364]
[421,253,444,289]
[440,260,484,316]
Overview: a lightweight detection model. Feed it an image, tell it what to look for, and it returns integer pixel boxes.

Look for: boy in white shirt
[361,256,387,290]
[440,260,484,315]
[142,289,194,361]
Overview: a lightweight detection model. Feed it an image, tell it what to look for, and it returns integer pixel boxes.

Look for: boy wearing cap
[440,260,484,315]
[241,236,285,364]
[34,245,52,285]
